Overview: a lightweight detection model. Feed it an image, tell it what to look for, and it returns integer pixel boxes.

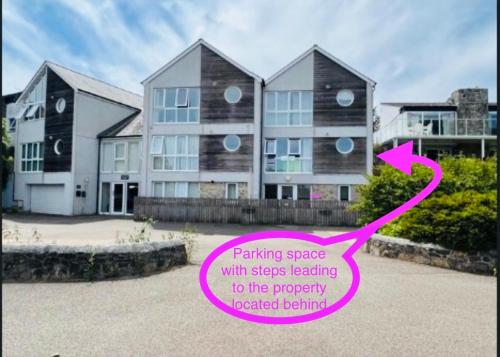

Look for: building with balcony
[141,39,262,200]
[375,88,496,159]
[262,46,375,201]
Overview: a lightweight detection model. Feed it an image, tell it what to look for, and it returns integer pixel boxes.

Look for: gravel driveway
[2,214,496,356]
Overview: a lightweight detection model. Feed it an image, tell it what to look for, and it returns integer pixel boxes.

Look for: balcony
[375,111,497,144]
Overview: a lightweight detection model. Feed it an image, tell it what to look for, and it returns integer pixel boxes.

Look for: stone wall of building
[200,182,225,198]
[365,234,496,275]
[200,182,248,199]
[2,241,187,282]
[238,183,248,199]
[312,184,359,201]
[451,88,489,135]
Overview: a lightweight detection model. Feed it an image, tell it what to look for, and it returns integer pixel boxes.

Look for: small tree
[1,118,14,190]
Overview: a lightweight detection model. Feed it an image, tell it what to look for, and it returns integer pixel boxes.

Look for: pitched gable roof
[142,39,262,84]
[16,61,142,110]
[266,45,376,86]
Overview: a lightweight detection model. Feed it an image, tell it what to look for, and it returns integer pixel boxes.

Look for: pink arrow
[340,140,443,254]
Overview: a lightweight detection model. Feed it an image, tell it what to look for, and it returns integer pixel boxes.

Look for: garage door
[30,185,66,215]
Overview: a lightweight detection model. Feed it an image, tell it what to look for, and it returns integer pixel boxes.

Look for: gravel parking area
[2,214,496,356]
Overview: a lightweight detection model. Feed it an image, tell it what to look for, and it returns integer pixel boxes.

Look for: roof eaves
[313,45,376,85]
[141,39,262,85]
[266,45,376,86]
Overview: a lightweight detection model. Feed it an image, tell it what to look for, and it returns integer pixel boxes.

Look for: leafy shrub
[382,190,496,251]
[354,156,497,251]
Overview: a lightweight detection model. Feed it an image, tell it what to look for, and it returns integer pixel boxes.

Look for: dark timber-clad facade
[262,46,375,201]
[5,39,377,216]
[7,61,142,215]
[141,40,375,202]
[142,39,262,201]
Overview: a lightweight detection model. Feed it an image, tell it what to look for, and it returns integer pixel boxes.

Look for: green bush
[382,190,496,251]
[354,156,497,251]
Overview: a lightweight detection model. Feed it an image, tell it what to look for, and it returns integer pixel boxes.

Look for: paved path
[2,215,496,356]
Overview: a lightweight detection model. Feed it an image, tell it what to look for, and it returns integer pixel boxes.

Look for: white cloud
[2,0,496,106]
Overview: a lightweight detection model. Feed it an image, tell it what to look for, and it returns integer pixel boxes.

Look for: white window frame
[151,181,200,198]
[175,88,188,107]
[223,135,241,152]
[23,71,47,121]
[20,142,44,173]
[101,140,141,173]
[338,185,351,202]
[335,137,354,155]
[224,86,242,104]
[264,139,276,155]
[225,183,239,199]
[264,137,312,174]
[114,143,126,173]
[151,135,199,172]
[264,90,313,127]
[288,138,301,155]
[153,87,200,124]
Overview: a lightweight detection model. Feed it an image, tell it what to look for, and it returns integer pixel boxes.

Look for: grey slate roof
[98,111,143,138]
[46,61,143,109]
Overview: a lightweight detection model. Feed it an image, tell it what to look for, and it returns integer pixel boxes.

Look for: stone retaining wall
[2,241,187,282]
[365,234,496,275]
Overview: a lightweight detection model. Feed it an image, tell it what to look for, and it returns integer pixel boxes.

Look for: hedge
[354,156,497,252]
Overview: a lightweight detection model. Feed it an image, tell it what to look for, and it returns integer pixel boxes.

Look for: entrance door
[279,185,295,200]
[112,183,124,214]
[126,183,139,214]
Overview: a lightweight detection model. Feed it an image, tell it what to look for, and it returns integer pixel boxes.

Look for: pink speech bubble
[199,141,442,324]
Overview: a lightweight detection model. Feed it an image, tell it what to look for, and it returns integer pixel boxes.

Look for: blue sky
[2,0,497,106]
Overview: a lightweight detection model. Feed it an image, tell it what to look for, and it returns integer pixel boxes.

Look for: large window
[153,88,200,123]
[20,73,46,121]
[405,111,456,136]
[150,135,198,171]
[152,182,200,198]
[264,91,313,127]
[21,142,44,172]
[101,141,141,173]
[264,137,312,173]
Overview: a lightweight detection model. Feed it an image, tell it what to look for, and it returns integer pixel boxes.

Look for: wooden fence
[134,197,361,226]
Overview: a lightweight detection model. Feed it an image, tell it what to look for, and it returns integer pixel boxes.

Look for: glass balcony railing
[375,112,497,144]
[265,156,312,173]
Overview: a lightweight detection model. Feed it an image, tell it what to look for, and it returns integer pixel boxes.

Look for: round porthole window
[224,86,242,104]
[223,134,241,152]
[336,137,354,154]
[54,139,64,155]
[336,89,354,107]
[56,98,66,113]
